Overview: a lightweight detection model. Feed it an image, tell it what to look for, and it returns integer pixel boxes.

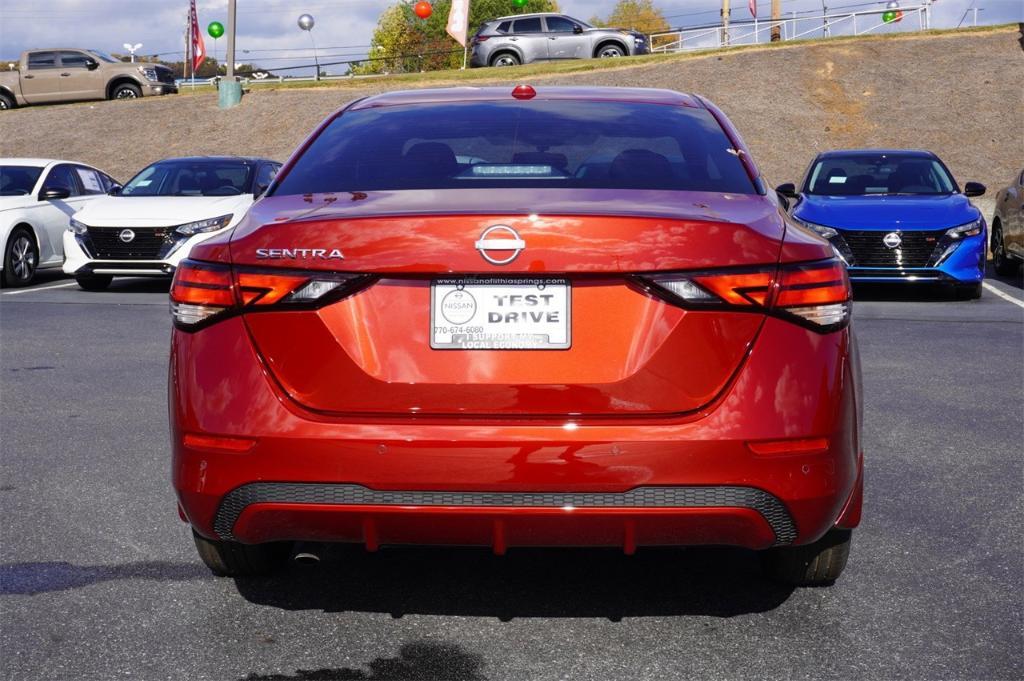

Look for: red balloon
[414,1,432,19]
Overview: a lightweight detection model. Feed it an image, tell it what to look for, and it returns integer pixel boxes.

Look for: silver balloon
[885,1,899,8]
[297,14,315,31]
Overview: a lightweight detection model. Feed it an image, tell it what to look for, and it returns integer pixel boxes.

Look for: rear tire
[192,531,292,577]
[992,224,1021,276]
[761,529,852,586]
[2,227,38,287]
[490,53,521,67]
[75,274,113,291]
[0,91,15,110]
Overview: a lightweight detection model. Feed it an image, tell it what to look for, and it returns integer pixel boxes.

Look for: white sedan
[1,158,118,286]
[64,156,280,290]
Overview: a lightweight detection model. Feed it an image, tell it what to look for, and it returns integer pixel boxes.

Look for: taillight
[472,35,490,44]
[170,260,370,330]
[638,259,851,333]
[772,260,851,331]
[169,261,235,327]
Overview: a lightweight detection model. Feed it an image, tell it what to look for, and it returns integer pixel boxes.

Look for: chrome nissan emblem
[119,229,136,243]
[883,232,902,249]
[475,225,525,265]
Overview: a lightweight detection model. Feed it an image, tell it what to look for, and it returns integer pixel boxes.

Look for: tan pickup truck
[0,49,177,110]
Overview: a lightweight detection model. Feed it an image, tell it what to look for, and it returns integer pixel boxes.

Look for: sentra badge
[256,248,344,260]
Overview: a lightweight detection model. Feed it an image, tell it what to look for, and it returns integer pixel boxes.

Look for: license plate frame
[430,277,571,350]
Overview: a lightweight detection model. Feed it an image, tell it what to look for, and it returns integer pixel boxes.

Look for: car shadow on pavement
[850,282,968,302]
[103,277,172,294]
[985,263,1024,291]
[0,560,209,595]
[239,641,486,681]
[233,544,794,620]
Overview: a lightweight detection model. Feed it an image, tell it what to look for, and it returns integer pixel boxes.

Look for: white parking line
[0,281,78,296]
[983,282,1024,309]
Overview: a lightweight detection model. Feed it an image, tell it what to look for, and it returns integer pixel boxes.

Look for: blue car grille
[838,228,945,268]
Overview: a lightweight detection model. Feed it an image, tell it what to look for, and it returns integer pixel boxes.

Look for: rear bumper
[216,483,794,550]
[469,49,487,68]
[171,316,863,551]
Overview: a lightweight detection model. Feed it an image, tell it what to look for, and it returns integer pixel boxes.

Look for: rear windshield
[121,161,253,197]
[804,153,957,196]
[0,166,43,196]
[272,100,756,195]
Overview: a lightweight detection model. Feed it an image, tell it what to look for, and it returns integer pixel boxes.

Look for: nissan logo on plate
[119,229,136,243]
[883,232,902,249]
[475,225,526,265]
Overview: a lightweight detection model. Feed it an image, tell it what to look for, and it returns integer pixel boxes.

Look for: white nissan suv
[63,156,280,290]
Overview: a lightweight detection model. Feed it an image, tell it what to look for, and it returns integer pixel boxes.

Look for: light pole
[123,43,143,62]
[219,0,242,108]
[226,0,237,79]
[721,0,730,46]
[298,14,320,81]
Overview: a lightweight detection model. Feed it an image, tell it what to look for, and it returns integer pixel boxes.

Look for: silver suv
[470,14,649,68]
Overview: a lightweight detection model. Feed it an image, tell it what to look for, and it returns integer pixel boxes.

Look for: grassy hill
[1,26,1021,198]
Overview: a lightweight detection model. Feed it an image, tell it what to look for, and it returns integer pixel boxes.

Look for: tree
[604,0,669,34]
[354,0,562,75]
[355,4,419,74]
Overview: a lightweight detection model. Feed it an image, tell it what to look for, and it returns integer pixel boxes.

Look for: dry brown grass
[1,27,1021,193]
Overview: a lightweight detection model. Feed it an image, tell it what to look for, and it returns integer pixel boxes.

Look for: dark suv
[470,14,649,68]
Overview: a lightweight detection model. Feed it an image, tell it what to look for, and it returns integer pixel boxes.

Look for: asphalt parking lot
[1,270,1021,681]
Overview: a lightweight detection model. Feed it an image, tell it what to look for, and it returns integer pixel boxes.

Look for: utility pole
[226,0,237,80]
[822,0,830,37]
[721,0,731,46]
[771,0,781,41]
[219,0,242,108]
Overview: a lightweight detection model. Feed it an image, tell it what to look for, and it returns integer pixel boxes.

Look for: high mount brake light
[640,259,851,333]
[170,260,369,330]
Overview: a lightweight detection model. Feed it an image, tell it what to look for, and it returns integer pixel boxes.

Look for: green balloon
[513,0,527,8]
[208,21,225,39]
[882,10,896,22]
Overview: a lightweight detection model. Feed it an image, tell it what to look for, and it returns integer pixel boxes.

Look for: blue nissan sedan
[778,150,987,298]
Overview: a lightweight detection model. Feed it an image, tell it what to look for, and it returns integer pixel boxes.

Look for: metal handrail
[649,5,939,53]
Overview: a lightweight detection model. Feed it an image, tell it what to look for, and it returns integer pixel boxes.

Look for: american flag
[749,0,757,18]
[189,0,206,72]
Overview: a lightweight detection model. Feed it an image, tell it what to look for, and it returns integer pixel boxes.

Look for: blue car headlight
[792,215,839,239]
[944,219,982,240]
[933,219,983,266]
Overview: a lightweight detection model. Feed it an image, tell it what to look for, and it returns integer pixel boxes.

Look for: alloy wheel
[599,47,624,58]
[493,55,518,67]
[116,89,138,99]
[10,235,36,281]
[993,228,1006,266]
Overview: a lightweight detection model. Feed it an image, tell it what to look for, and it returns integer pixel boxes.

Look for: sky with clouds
[1,0,1020,73]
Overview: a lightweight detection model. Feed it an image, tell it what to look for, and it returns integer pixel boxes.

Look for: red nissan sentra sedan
[169,86,862,586]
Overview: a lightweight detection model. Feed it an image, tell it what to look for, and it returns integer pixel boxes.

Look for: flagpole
[187,8,194,93]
